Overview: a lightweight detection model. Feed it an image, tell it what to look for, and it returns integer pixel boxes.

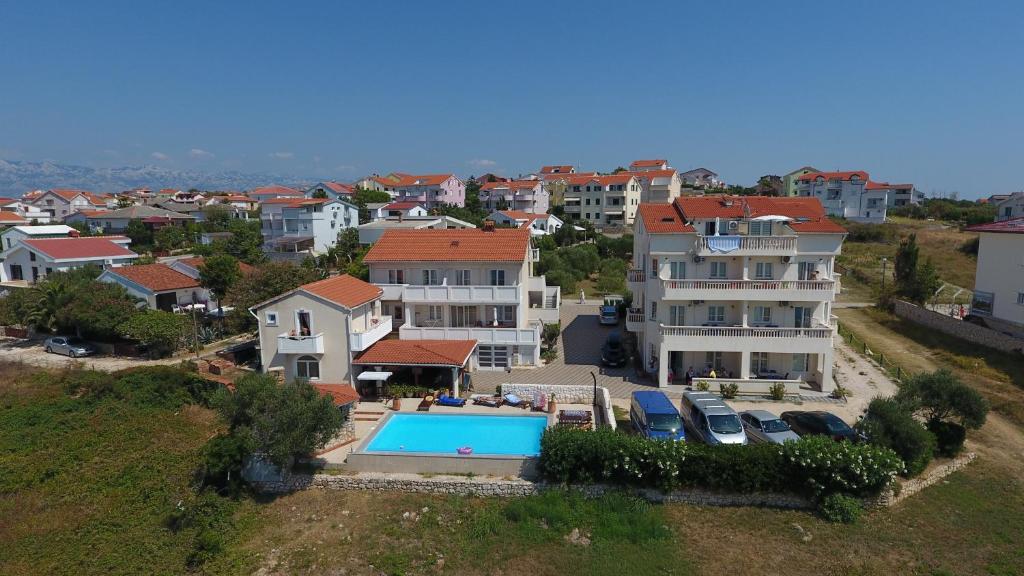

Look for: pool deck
[317,399,595,466]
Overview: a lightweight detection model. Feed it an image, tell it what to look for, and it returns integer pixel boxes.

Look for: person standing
[685,366,694,387]
[579,289,585,304]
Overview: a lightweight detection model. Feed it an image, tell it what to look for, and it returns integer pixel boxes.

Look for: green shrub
[114,365,220,408]
[817,493,862,524]
[779,435,903,497]
[694,380,710,392]
[768,382,786,401]
[858,397,936,477]
[927,420,967,457]
[719,382,738,399]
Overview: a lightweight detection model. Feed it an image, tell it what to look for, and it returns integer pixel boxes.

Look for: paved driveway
[471,301,661,399]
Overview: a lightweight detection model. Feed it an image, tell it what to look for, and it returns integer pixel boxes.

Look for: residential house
[65,204,196,233]
[541,171,597,207]
[679,168,724,189]
[562,173,642,228]
[0,212,29,227]
[248,185,305,203]
[870,182,923,208]
[796,171,887,222]
[306,181,355,201]
[204,194,258,218]
[380,202,428,219]
[624,169,684,203]
[357,215,476,245]
[260,197,359,259]
[479,180,549,213]
[370,173,466,208]
[487,210,563,236]
[627,196,846,392]
[965,217,1024,337]
[363,225,560,369]
[629,159,670,172]
[755,175,785,196]
[995,192,1024,221]
[98,256,253,312]
[0,228,137,283]
[25,189,109,220]
[539,165,576,175]
[782,166,820,197]
[250,274,393,385]
[0,197,52,223]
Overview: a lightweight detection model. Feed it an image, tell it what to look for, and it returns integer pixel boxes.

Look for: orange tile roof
[376,173,456,187]
[382,201,423,211]
[564,173,635,186]
[322,181,354,194]
[865,181,913,190]
[796,171,869,182]
[787,219,847,233]
[0,212,28,223]
[106,263,200,291]
[540,165,574,174]
[312,383,360,405]
[675,196,826,220]
[965,216,1024,235]
[624,169,677,180]
[72,209,108,218]
[177,256,255,275]
[250,185,304,197]
[498,210,545,222]
[301,274,383,309]
[261,197,331,207]
[354,339,477,367]
[22,237,137,260]
[637,203,695,233]
[542,171,596,182]
[363,227,531,263]
[630,159,668,168]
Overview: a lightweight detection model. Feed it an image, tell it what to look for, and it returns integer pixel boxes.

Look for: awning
[752,215,792,221]
[271,235,314,246]
[357,371,393,381]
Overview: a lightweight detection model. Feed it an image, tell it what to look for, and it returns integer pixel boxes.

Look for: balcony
[658,324,833,354]
[625,308,645,332]
[695,235,797,256]
[627,268,646,283]
[661,279,836,302]
[350,315,392,352]
[277,332,324,354]
[402,284,519,304]
[399,323,540,345]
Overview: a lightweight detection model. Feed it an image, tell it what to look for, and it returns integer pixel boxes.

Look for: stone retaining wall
[894,300,1024,354]
[866,451,977,508]
[501,383,594,404]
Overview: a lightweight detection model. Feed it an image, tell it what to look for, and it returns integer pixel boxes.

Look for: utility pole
[880,257,888,292]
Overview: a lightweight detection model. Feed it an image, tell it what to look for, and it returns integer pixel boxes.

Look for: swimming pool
[364,413,548,456]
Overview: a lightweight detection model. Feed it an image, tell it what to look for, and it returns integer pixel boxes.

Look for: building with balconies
[479,180,549,214]
[628,195,847,393]
[260,197,359,260]
[251,274,392,384]
[624,169,684,203]
[562,173,641,229]
[796,170,888,222]
[365,173,466,208]
[363,225,559,369]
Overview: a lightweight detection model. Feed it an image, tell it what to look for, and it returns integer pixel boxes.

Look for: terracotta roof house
[260,197,360,260]
[365,173,466,209]
[97,263,215,312]
[479,180,549,214]
[629,159,670,171]
[486,209,564,236]
[794,170,889,222]
[65,204,196,233]
[248,185,305,202]
[0,229,138,283]
[539,165,575,175]
[561,173,643,228]
[26,189,110,221]
[306,181,355,201]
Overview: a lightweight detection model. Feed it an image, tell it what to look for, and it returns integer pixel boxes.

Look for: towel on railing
[706,236,742,253]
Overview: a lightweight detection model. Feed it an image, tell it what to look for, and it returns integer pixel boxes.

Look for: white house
[965,217,1024,337]
[98,263,212,312]
[796,171,887,223]
[679,168,724,189]
[306,181,355,201]
[562,173,642,228]
[0,229,137,283]
[260,197,359,259]
[995,192,1024,222]
[363,225,560,369]
[627,196,846,392]
[24,189,109,220]
[625,169,684,203]
[629,159,670,172]
[487,210,563,236]
[379,202,428,219]
[872,182,923,208]
[357,215,476,245]
[479,180,550,214]
[64,204,196,233]
[0,197,52,223]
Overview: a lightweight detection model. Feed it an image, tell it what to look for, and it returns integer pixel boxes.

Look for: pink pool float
[456,446,473,455]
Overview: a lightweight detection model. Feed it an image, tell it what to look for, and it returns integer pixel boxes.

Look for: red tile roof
[177,256,255,276]
[542,171,597,182]
[625,169,677,180]
[250,185,304,197]
[629,159,668,168]
[322,181,354,194]
[382,201,424,211]
[261,197,331,207]
[498,210,545,222]
[865,181,913,190]
[786,219,847,233]
[0,212,28,224]
[675,196,826,220]
[375,173,457,187]
[354,339,477,367]
[965,217,1024,234]
[796,171,869,182]
[564,173,635,187]
[363,227,531,263]
[72,209,108,218]
[540,165,574,174]
[637,203,695,233]
[312,383,360,405]
[21,237,137,260]
[106,263,200,291]
[301,274,383,309]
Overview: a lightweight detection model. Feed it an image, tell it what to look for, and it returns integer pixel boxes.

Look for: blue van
[630,391,686,441]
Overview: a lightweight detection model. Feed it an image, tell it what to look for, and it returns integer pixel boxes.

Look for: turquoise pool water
[365,413,548,456]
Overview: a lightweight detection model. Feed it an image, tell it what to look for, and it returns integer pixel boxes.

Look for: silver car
[740,410,801,444]
[44,336,97,358]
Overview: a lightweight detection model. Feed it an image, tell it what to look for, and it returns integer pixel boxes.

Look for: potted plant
[548,393,557,415]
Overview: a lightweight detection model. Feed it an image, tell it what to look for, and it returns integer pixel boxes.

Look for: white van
[680,391,747,445]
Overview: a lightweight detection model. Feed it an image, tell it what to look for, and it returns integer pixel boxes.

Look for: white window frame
[795,306,813,328]
[752,306,772,325]
[422,269,439,285]
[755,262,773,280]
[265,311,278,326]
[296,355,320,380]
[295,309,313,336]
[388,269,405,284]
[489,269,506,286]
[669,261,686,280]
[749,221,772,236]
[455,269,471,286]
[752,352,770,374]
[669,305,685,325]
[709,261,726,279]
[707,305,725,324]
[705,351,724,371]
[427,305,443,322]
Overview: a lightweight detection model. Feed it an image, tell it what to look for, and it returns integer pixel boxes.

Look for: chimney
[483,219,496,232]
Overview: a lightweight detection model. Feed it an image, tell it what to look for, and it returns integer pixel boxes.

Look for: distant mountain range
[0,159,317,196]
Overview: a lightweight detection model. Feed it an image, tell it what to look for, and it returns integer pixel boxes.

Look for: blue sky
[1,0,1022,198]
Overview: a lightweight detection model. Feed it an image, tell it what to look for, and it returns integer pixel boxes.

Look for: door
[798,262,815,280]
[10,265,22,281]
[477,345,510,369]
[795,307,813,328]
[154,292,177,312]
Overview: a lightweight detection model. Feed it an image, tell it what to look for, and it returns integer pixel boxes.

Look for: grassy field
[3,354,1023,576]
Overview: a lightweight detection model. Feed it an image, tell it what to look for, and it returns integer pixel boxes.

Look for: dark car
[780,411,860,442]
[601,332,627,367]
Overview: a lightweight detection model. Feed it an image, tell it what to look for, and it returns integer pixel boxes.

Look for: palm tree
[27,281,72,333]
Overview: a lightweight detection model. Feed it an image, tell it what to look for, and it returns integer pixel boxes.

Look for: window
[455,270,471,285]
[798,261,816,280]
[489,269,506,286]
[751,352,769,374]
[296,310,313,336]
[422,269,439,285]
[265,311,278,326]
[29,252,36,262]
[709,261,726,279]
[492,305,515,324]
[296,355,320,380]
[585,198,591,205]
[705,351,724,371]
[595,198,601,206]
[669,261,685,280]
[427,305,443,322]
[650,301,657,320]
[650,258,659,278]
[749,221,772,236]
[755,262,773,279]
[792,353,809,372]
[585,213,590,219]
[752,306,772,325]
[388,269,405,284]
[451,306,475,327]
[669,305,685,325]
[707,305,725,324]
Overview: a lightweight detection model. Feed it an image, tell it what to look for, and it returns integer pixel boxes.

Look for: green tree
[895,369,989,430]
[118,310,187,357]
[894,233,919,296]
[198,254,242,315]
[226,262,319,330]
[64,281,140,341]
[27,281,74,333]
[211,373,344,467]
[464,178,483,214]
[857,397,935,477]
[201,205,232,231]
[311,189,328,199]
[154,226,186,252]
[125,219,153,249]
[351,187,392,223]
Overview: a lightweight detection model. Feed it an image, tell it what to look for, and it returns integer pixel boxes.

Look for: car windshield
[604,341,622,351]
[648,414,682,432]
[600,307,617,316]
[708,414,743,434]
[761,419,790,433]
[825,417,851,433]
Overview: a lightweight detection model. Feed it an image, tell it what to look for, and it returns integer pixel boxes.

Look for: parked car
[780,411,860,442]
[740,410,801,444]
[598,305,619,325]
[44,336,97,358]
[630,391,685,441]
[600,332,627,367]
[680,391,747,445]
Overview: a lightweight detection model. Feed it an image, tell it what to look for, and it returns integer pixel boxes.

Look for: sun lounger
[503,393,526,408]
[417,395,435,411]
[436,394,466,407]
[471,394,502,408]
[558,409,593,428]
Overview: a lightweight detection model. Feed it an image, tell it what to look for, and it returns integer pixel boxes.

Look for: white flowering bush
[779,435,903,497]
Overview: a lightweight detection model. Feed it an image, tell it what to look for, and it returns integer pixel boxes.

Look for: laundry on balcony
[705,236,742,253]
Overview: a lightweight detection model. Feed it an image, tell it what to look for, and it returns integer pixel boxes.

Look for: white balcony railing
[350,315,392,352]
[659,325,832,339]
[663,279,834,291]
[277,332,325,354]
[400,323,540,345]
[402,284,519,304]
[695,235,797,256]
[660,278,836,302]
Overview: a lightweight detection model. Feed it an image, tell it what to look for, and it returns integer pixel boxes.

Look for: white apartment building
[562,173,641,228]
[625,169,683,203]
[260,197,359,259]
[679,168,724,189]
[995,192,1024,221]
[874,182,923,208]
[627,196,846,393]
[363,226,560,369]
[965,217,1024,337]
[478,180,550,214]
[796,171,888,222]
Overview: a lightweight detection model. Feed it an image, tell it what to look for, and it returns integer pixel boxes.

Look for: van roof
[631,391,679,416]
[683,391,738,417]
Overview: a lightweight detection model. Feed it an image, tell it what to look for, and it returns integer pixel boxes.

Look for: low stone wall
[501,383,594,404]
[867,451,977,508]
[894,300,1024,354]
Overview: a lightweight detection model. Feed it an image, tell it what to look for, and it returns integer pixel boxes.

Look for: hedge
[539,427,903,498]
